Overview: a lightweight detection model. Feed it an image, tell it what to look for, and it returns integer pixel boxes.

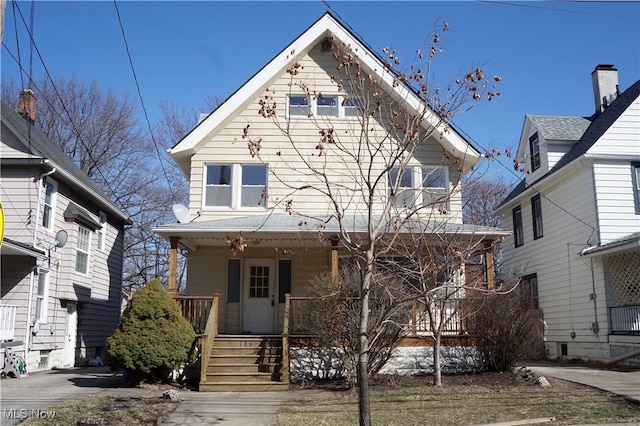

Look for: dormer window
[529,132,541,172]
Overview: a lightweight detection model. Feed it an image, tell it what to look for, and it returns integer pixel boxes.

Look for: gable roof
[498,78,640,209]
[1,101,131,224]
[169,12,480,177]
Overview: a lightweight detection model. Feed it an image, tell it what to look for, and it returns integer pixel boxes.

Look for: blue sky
[2,1,639,182]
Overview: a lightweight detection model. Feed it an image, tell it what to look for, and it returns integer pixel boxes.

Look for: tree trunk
[358,249,373,426]
[433,332,442,386]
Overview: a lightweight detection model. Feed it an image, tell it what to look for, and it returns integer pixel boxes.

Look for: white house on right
[496,65,640,365]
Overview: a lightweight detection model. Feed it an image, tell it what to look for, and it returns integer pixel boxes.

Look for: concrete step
[199,381,289,392]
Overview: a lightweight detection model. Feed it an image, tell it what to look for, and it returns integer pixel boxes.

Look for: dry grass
[21,395,179,426]
[280,373,640,425]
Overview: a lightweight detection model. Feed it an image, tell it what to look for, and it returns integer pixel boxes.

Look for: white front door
[63,302,77,367]
[242,259,276,333]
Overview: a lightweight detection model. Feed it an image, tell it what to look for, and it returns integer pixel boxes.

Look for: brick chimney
[17,89,37,123]
[591,64,619,114]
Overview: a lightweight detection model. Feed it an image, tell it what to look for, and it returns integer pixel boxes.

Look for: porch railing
[175,296,213,334]
[282,294,291,384]
[288,296,465,336]
[0,305,17,341]
[198,294,219,384]
[610,305,640,334]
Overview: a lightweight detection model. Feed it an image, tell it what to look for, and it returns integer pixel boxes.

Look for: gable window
[204,164,267,209]
[521,273,539,309]
[513,205,524,248]
[633,163,640,214]
[529,132,541,172]
[35,269,50,323]
[344,97,363,117]
[389,167,414,208]
[205,165,232,207]
[531,194,543,239]
[288,95,310,117]
[41,178,57,230]
[316,95,338,117]
[97,212,107,251]
[75,225,91,275]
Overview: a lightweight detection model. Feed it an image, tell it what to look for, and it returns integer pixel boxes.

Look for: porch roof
[580,232,640,258]
[154,213,509,248]
[1,238,46,258]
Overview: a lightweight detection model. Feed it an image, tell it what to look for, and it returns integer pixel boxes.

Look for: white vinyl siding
[75,226,91,275]
[587,95,640,157]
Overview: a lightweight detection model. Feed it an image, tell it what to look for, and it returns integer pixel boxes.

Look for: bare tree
[462,173,512,227]
[237,22,502,425]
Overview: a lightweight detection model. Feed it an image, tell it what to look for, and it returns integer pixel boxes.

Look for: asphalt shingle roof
[526,115,591,141]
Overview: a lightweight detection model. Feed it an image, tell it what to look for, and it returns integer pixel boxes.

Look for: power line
[479,0,640,19]
[112,0,178,201]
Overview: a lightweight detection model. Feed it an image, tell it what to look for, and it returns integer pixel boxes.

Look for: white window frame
[203,164,268,211]
[420,166,449,207]
[388,166,449,209]
[97,211,107,251]
[75,225,91,275]
[41,178,58,231]
[35,269,50,324]
[287,94,362,119]
[529,132,541,172]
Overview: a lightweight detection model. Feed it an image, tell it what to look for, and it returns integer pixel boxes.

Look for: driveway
[0,367,154,425]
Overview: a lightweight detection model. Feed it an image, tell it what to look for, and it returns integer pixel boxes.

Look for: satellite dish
[172,204,190,224]
[54,230,68,248]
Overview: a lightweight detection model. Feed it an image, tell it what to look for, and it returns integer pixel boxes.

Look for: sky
[2,1,639,183]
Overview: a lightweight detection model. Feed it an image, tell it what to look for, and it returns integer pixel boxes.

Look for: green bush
[104,280,195,383]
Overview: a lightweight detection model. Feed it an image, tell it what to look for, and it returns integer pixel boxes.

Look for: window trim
[41,178,58,231]
[529,132,541,172]
[513,205,524,248]
[632,162,640,215]
[75,225,91,275]
[203,163,268,211]
[35,269,50,324]
[287,94,362,119]
[97,211,107,251]
[531,194,543,240]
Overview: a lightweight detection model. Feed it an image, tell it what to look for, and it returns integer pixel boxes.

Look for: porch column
[485,243,494,290]
[168,236,179,297]
[330,236,339,282]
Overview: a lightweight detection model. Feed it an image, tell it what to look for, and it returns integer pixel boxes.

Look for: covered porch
[155,213,506,390]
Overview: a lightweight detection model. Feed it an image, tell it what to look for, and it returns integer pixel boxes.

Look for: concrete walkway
[526,363,640,403]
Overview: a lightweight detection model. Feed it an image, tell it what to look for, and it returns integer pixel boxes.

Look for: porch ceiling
[153,213,509,249]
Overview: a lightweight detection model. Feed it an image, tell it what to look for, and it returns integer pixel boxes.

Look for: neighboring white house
[1,91,131,371]
[496,65,640,365]
[154,13,508,390]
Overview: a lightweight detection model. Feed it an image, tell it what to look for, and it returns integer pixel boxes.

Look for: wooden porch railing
[0,305,17,341]
[198,294,219,384]
[288,296,465,336]
[610,305,640,334]
[174,296,214,334]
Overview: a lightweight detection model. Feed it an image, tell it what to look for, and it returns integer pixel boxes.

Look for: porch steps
[199,335,288,392]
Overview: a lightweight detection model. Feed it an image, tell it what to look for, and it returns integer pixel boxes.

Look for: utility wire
[479,0,640,19]
[112,0,178,201]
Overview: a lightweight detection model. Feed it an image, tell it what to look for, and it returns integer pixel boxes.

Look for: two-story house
[496,65,640,365]
[1,91,131,372]
[154,13,508,390]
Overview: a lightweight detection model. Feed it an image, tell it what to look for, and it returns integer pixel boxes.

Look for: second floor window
[97,212,107,251]
[388,166,448,209]
[633,163,640,215]
[531,194,543,239]
[75,226,91,275]
[35,269,49,323]
[529,132,541,172]
[513,205,524,248]
[41,178,57,230]
[205,164,267,209]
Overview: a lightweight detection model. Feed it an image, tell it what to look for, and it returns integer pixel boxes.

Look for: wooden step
[213,337,282,348]
[207,363,280,374]
[211,346,281,356]
[206,372,280,383]
[199,381,289,392]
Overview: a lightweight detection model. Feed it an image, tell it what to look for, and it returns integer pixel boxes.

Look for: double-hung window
[531,194,543,239]
[633,163,640,214]
[529,132,541,172]
[75,225,91,275]
[421,167,448,206]
[97,212,107,251]
[204,164,267,209]
[521,273,539,309]
[513,205,524,247]
[389,167,414,208]
[41,178,57,230]
[35,269,50,323]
